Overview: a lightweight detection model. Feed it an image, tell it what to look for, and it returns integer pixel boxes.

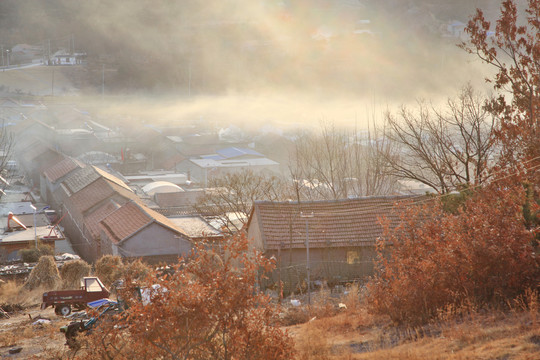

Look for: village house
[40,157,85,206]
[246,196,418,293]
[99,200,193,263]
[49,164,139,262]
[177,147,279,186]
[0,209,64,262]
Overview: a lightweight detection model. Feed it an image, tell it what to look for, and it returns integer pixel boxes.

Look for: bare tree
[290,123,397,200]
[380,85,498,194]
[194,169,291,233]
[0,121,14,198]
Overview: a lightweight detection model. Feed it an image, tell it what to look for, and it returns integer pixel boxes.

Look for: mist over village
[0,1,538,359]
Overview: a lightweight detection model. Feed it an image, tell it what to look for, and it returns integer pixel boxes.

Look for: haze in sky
[0,0,503,129]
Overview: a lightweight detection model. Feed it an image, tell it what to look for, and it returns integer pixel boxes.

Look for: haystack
[124,259,151,282]
[95,255,124,287]
[24,256,60,290]
[60,260,91,289]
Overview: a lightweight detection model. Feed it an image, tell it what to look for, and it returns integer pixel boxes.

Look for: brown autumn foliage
[75,233,295,360]
[462,0,540,167]
[367,182,539,325]
[367,0,540,326]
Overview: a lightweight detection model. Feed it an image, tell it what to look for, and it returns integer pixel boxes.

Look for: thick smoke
[0,0,510,128]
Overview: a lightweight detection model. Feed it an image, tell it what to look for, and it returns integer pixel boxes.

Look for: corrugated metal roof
[217,147,263,159]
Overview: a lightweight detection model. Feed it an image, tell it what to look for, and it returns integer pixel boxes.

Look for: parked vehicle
[41,277,110,316]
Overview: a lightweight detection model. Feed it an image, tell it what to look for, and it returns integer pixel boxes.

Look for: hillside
[1,294,538,359]
[0,65,84,97]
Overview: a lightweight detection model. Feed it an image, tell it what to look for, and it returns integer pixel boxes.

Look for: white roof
[142,181,184,196]
[0,226,64,244]
[190,158,278,168]
[0,202,35,216]
[168,216,221,238]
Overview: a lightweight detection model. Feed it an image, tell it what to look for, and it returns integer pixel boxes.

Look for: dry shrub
[19,244,54,263]
[24,255,60,290]
[367,185,539,325]
[94,255,124,287]
[342,283,362,312]
[311,287,338,319]
[60,259,91,289]
[509,288,539,327]
[281,306,311,326]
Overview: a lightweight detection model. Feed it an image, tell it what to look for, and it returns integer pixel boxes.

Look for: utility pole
[101,63,105,98]
[188,58,192,97]
[1,45,3,67]
[300,211,314,306]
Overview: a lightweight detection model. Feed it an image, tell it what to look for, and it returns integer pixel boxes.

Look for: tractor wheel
[57,305,71,316]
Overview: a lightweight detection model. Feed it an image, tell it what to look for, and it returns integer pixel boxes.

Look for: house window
[347,250,360,264]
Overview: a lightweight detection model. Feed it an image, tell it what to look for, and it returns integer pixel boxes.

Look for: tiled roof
[93,166,131,191]
[43,158,84,183]
[61,166,101,195]
[99,201,189,244]
[60,166,130,197]
[66,177,136,218]
[84,200,122,239]
[249,196,420,250]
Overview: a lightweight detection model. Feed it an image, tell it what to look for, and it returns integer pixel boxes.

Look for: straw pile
[60,260,91,289]
[124,259,151,282]
[95,255,124,287]
[24,256,60,290]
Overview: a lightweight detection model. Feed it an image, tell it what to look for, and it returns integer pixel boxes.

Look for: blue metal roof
[216,147,263,159]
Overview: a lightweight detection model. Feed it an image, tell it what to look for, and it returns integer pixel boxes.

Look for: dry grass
[0,280,46,309]
[291,288,540,359]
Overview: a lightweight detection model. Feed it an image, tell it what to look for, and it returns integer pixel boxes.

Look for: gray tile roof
[249,196,420,250]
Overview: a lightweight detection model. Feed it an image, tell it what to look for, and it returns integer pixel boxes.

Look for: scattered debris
[61,301,122,349]
[0,307,10,319]
[32,318,51,326]
[1,303,25,314]
[28,314,50,321]
[290,299,301,307]
[8,347,23,354]
[54,253,80,261]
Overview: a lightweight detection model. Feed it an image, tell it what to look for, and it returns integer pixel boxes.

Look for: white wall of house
[111,223,192,259]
